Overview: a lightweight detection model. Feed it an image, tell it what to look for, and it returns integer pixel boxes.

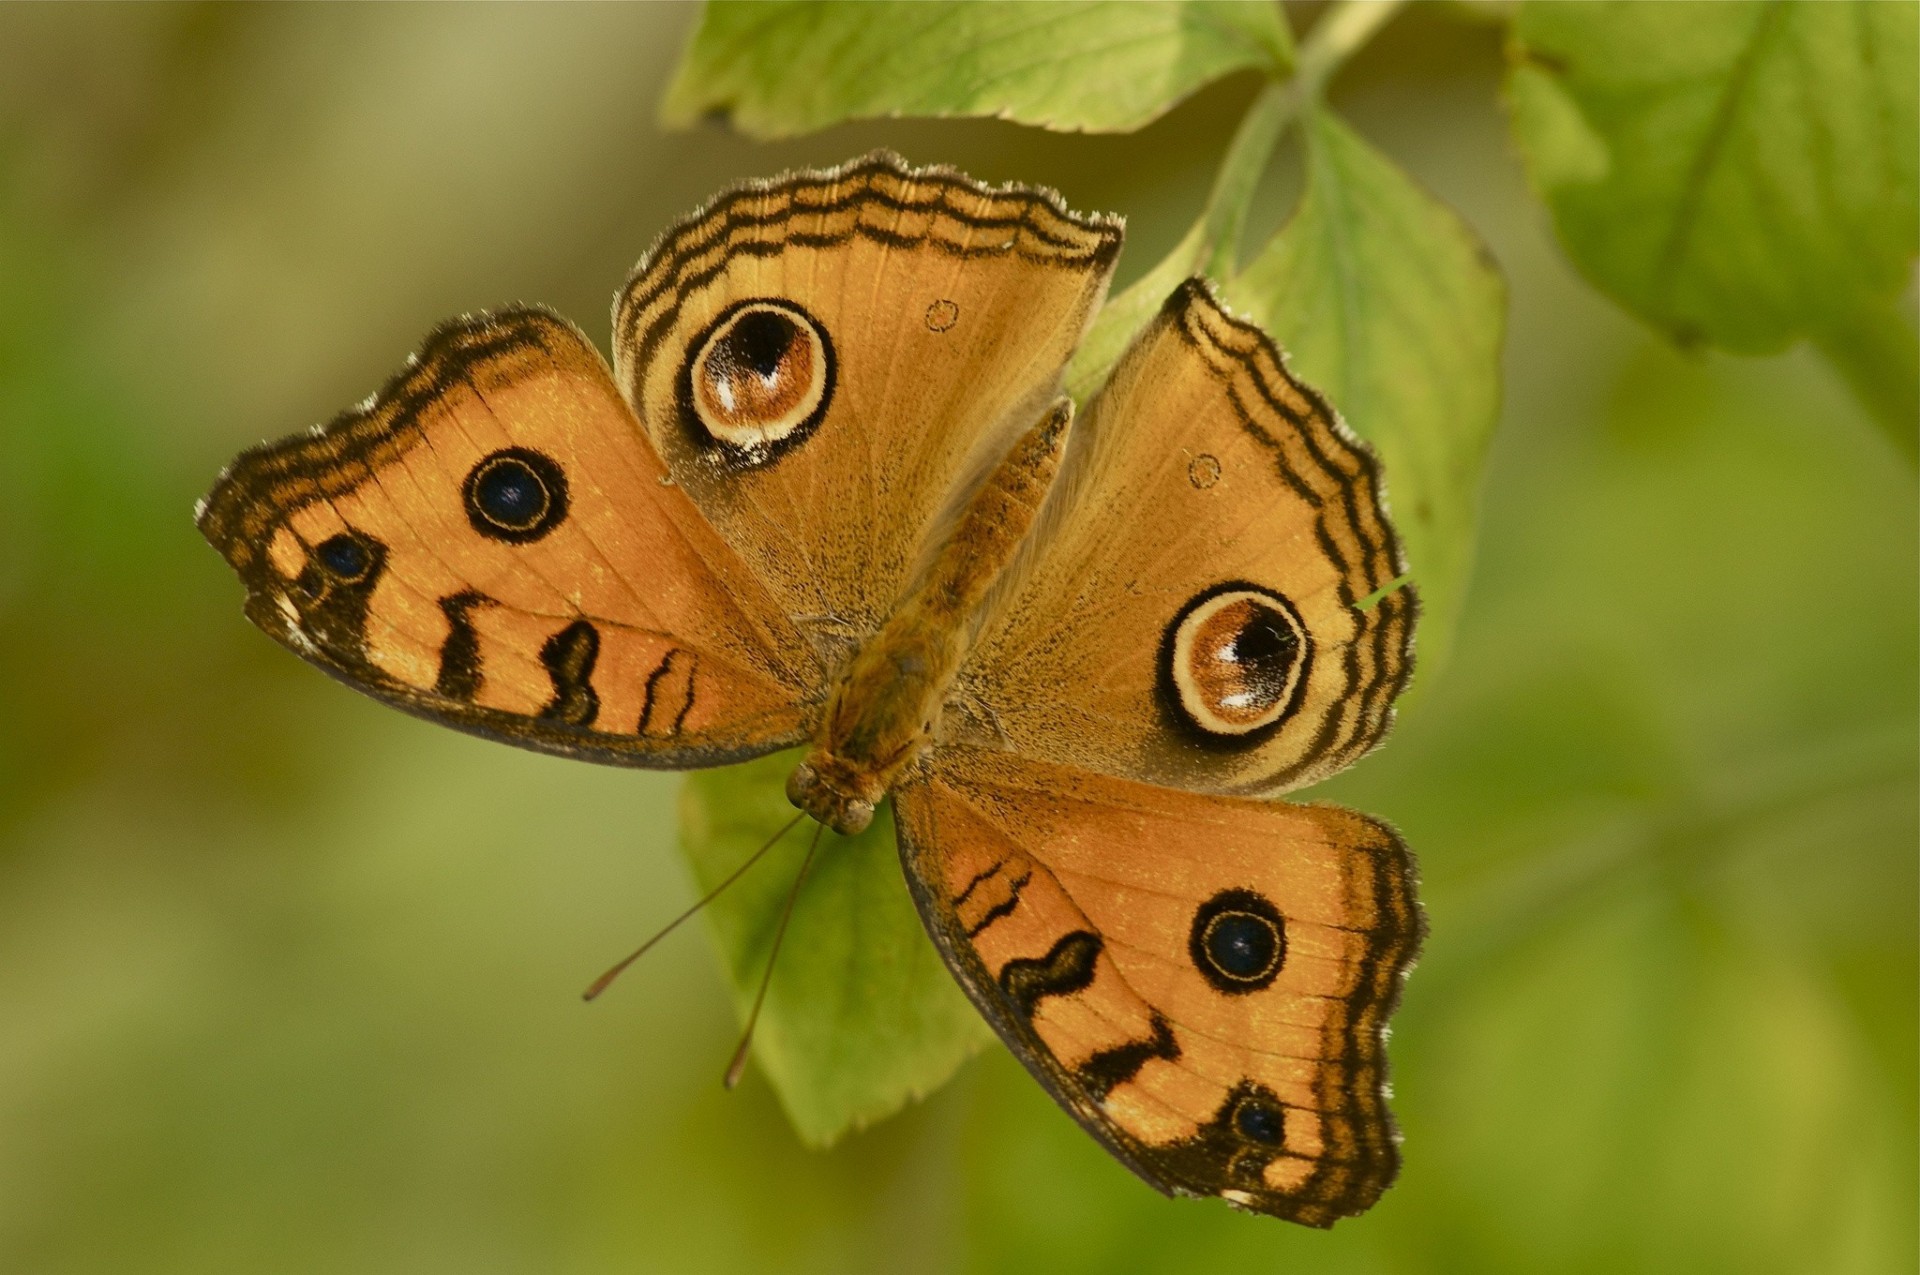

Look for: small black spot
[290,532,388,660]
[1135,1079,1295,1210]
[463,448,569,543]
[1190,889,1287,994]
[316,534,371,581]
[1234,1095,1284,1145]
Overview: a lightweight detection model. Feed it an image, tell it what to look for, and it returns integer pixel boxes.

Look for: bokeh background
[2,5,1913,1272]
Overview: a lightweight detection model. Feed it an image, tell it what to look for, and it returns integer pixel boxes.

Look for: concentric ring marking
[462,447,569,543]
[1189,888,1287,994]
[1158,581,1310,745]
[678,298,834,468]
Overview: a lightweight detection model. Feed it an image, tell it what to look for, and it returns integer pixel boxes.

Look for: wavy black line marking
[952,860,1006,909]
[620,159,1119,370]
[999,930,1102,1020]
[638,648,699,736]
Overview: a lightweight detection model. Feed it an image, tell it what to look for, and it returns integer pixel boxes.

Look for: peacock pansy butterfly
[199,153,1421,1227]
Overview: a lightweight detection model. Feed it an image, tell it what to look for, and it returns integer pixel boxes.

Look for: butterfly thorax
[788,401,1072,835]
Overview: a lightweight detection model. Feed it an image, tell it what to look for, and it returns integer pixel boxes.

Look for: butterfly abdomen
[789,401,1074,834]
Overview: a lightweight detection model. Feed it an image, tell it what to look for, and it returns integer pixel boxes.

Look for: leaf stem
[1062,0,1408,398]
[1294,0,1408,100]
[1198,81,1294,280]
[1191,0,1409,281]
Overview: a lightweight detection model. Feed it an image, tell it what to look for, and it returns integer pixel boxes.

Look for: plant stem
[1062,0,1408,397]
[1195,0,1409,280]
[1295,0,1408,99]
[1199,80,1294,280]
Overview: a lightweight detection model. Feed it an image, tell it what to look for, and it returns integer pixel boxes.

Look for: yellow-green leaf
[663,1,1293,137]
[680,750,992,1146]
[1506,0,1918,355]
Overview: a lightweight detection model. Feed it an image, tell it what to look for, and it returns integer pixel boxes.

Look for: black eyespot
[1190,889,1287,994]
[315,533,372,581]
[289,531,386,657]
[463,447,568,543]
[1234,1096,1285,1146]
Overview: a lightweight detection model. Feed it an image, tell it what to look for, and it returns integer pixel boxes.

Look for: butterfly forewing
[894,747,1420,1226]
[198,308,823,767]
[957,280,1416,798]
[613,154,1122,647]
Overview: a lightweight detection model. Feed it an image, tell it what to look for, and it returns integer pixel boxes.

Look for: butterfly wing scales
[199,307,823,767]
[895,746,1420,1226]
[957,279,1416,797]
[614,153,1122,645]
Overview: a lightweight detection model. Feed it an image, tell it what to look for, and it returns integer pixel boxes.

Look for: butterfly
[197,153,1421,1227]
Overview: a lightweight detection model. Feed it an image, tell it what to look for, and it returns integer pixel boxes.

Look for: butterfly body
[793,400,1074,835]
[201,154,1421,1227]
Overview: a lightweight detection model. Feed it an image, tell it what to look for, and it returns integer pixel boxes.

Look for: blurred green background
[1,4,1913,1272]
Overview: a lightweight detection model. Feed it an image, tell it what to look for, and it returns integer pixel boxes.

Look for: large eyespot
[1189,889,1286,994]
[679,298,834,467]
[1158,581,1310,744]
[462,447,569,543]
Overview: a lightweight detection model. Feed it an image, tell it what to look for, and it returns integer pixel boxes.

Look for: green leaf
[662,1,1293,137]
[1227,106,1506,684]
[679,750,992,1146]
[1505,1,1919,357]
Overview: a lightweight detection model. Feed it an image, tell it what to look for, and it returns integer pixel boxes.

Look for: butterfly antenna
[724,817,826,1089]
[582,810,806,1002]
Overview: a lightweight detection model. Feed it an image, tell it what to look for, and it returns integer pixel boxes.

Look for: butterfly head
[785,754,879,836]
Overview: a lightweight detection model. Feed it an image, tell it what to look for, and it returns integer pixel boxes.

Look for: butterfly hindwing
[613,153,1122,647]
[198,308,823,767]
[957,279,1416,797]
[894,746,1421,1226]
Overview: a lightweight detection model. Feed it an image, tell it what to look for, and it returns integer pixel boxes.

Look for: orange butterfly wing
[957,280,1415,797]
[613,152,1121,645]
[895,746,1420,1225]
[198,308,823,766]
